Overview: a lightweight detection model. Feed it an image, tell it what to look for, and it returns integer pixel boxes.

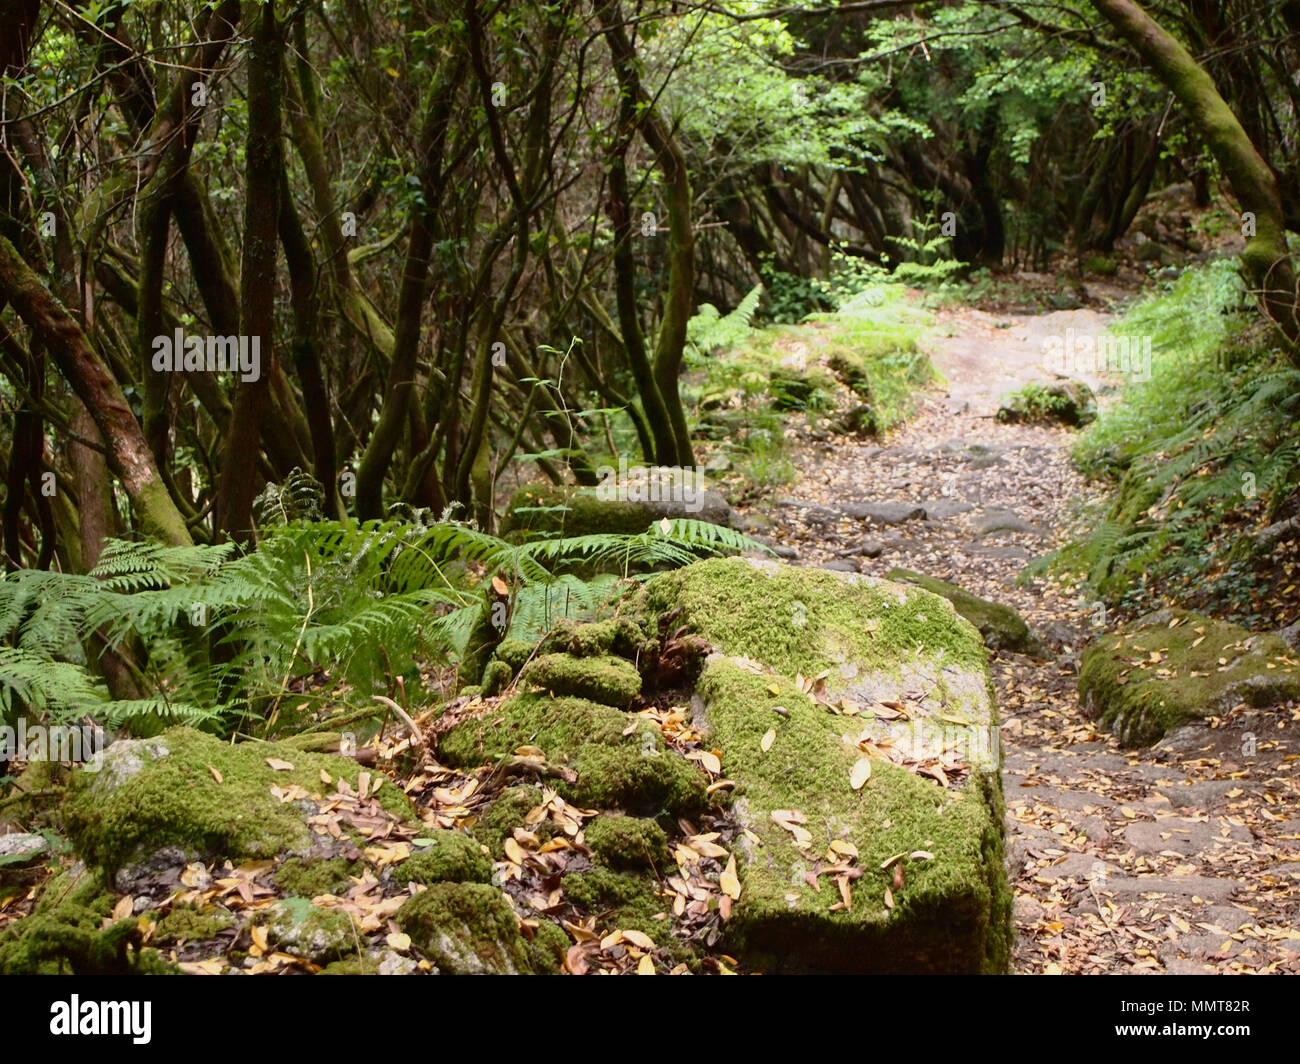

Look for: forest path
[743,305,1300,974]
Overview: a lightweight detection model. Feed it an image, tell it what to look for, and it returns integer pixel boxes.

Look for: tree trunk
[0,236,191,545]
[214,1,282,543]
[1091,0,1298,348]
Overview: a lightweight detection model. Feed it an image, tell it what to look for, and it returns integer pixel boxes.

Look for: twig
[372,695,426,750]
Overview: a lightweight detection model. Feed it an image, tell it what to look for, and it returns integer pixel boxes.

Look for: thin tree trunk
[1091,0,1298,347]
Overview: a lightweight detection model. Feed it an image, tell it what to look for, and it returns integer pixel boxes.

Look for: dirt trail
[749,306,1300,974]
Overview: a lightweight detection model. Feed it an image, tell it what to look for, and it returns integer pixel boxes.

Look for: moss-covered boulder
[584,814,670,872]
[62,727,413,881]
[502,470,734,536]
[396,882,536,974]
[521,653,641,706]
[1079,609,1300,746]
[640,558,1010,974]
[391,831,492,887]
[439,694,706,816]
[885,568,1046,657]
[262,898,357,964]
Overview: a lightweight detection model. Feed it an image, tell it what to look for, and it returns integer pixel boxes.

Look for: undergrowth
[0,506,755,740]
[1032,258,1300,624]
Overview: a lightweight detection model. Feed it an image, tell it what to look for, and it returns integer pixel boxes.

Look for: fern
[0,513,761,738]
[687,283,764,358]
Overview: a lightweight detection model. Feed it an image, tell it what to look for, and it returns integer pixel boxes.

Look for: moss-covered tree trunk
[1091,0,1298,350]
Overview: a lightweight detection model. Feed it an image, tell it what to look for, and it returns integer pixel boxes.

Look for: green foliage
[0,516,755,736]
[687,284,764,358]
[1036,260,1298,616]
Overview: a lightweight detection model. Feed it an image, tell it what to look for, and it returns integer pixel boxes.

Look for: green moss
[1079,610,1300,745]
[0,864,178,974]
[440,694,706,816]
[569,745,706,816]
[273,857,357,898]
[502,483,661,536]
[521,653,642,706]
[62,727,414,876]
[539,618,653,660]
[392,832,492,886]
[528,920,570,974]
[695,660,1010,974]
[153,904,234,945]
[642,558,989,679]
[827,352,874,399]
[585,815,670,872]
[441,693,632,761]
[396,882,536,974]
[1084,253,1119,276]
[563,867,671,945]
[493,639,536,672]
[473,786,542,857]
[885,568,1045,656]
[480,659,513,698]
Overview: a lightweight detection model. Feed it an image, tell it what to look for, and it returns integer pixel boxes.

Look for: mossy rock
[1079,609,1300,746]
[995,380,1096,427]
[480,659,513,697]
[273,857,357,899]
[563,866,669,940]
[493,639,536,672]
[528,919,570,974]
[768,366,830,411]
[153,904,234,945]
[262,897,358,964]
[638,558,1009,973]
[538,617,654,660]
[392,831,492,886]
[642,557,991,692]
[440,693,706,816]
[473,785,544,858]
[396,882,536,974]
[832,402,877,437]
[62,727,414,880]
[0,863,176,974]
[827,352,874,399]
[521,653,642,706]
[318,948,417,975]
[502,472,734,537]
[885,568,1046,657]
[585,814,670,872]
[695,659,1009,974]
[1083,253,1119,276]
